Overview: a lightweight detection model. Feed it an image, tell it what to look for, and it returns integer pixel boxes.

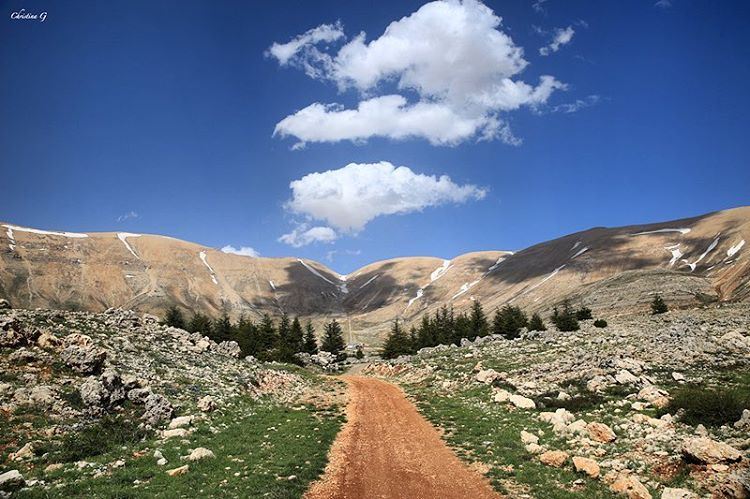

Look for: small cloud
[116,211,139,222]
[551,94,602,114]
[278,225,338,248]
[221,245,260,257]
[540,26,575,56]
[532,0,549,14]
[654,0,672,9]
[325,248,362,262]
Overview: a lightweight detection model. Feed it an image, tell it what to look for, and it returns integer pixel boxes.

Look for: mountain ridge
[1,206,748,345]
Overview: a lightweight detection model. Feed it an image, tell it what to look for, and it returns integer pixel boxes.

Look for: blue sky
[1,0,749,273]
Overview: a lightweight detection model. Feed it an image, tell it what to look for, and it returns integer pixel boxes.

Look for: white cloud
[116,210,139,222]
[282,161,487,237]
[266,22,344,72]
[269,0,565,146]
[278,225,338,248]
[551,94,601,114]
[654,0,672,9]
[221,245,260,258]
[539,26,575,56]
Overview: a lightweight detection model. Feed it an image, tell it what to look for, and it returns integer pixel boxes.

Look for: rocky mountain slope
[1,206,748,345]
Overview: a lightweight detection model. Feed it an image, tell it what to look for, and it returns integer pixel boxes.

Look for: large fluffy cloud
[279,162,486,245]
[269,0,565,147]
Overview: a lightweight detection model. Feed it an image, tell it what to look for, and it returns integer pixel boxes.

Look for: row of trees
[380,297,624,359]
[381,301,551,359]
[163,307,347,363]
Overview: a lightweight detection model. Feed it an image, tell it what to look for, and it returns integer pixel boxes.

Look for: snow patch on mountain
[630,228,691,236]
[664,244,683,266]
[571,246,589,259]
[406,288,424,309]
[452,280,481,300]
[117,233,141,259]
[359,274,379,290]
[488,252,513,272]
[430,259,452,282]
[511,265,566,302]
[6,226,15,251]
[727,240,745,258]
[682,235,720,271]
[199,251,218,285]
[269,280,276,291]
[3,224,89,239]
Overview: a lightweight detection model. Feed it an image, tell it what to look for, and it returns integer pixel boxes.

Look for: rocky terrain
[0,305,344,497]
[1,206,749,345]
[363,303,750,498]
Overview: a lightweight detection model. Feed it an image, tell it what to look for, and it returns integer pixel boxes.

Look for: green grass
[405,382,616,498]
[18,397,343,498]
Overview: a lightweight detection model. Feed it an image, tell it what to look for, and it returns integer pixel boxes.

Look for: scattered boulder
[587,375,612,393]
[166,465,189,477]
[735,409,750,430]
[0,298,11,309]
[719,331,750,353]
[61,344,106,374]
[520,431,539,445]
[142,393,174,425]
[661,488,697,499]
[183,447,215,461]
[610,473,652,499]
[681,437,742,464]
[539,450,569,468]
[638,386,670,409]
[36,330,61,350]
[162,428,192,439]
[197,395,217,413]
[215,340,241,358]
[587,422,617,443]
[475,369,501,385]
[127,387,152,405]
[615,370,639,385]
[169,415,195,429]
[9,442,35,461]
[509,394,536,409]
[716,471,750,499]
[573,456,600,478]
[0,470,25,491]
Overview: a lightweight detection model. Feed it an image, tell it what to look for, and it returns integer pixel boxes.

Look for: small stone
[9,442,35,461]
[509,394,536,409]
[44,464,63,473]
[166,465,189,477]
[162,428,192,439]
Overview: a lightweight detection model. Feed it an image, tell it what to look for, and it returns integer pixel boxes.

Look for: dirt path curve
[305,375,502,499]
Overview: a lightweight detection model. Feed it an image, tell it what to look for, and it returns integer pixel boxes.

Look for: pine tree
[321,319,345,358]
[453,313,471,344]
[164,306,185,329]
[575,306,593,321]
[255,313,278,360]
[416,315,436,349]
[492,305,528,339]
[187,313,212,335]
[211,314,233,343]
[469,300,489,339]
[288,317,304,354]
[381,319,410,359]
[303,321,318,354]
[235,316,258,357]
[277,314,303,363]
[528,312,547,332]
[651,294,668,315]
[355,346,364,360]
[552,300,579,332]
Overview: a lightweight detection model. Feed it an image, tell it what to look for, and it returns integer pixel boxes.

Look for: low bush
[53,415,152,462]
[593,319,608,328]
[664,385,750,427]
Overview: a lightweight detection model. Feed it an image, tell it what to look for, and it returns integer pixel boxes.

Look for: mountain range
[1,206,748,345]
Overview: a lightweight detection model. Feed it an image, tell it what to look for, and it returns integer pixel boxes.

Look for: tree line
[380,296,634,359]
[163,307,347,363]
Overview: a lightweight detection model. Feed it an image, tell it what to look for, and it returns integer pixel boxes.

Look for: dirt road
[305,375,502,499]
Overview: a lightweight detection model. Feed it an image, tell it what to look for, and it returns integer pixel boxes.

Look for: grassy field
[15,395,342,498]
[404,381,617,498]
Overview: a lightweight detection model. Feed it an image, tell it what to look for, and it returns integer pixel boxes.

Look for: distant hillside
[1,206,748,345]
